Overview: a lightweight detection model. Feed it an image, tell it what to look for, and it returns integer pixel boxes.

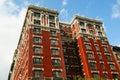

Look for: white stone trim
[32,45,43,48]
[32,56,43,59]
[52,69,62,71]
[32,67,44,71]
[51,57,61,60]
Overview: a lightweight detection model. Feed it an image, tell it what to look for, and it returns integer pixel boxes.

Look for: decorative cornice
[28,5,58,15]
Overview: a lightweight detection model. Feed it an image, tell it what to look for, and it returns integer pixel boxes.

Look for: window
[34,19,40,25]
[51,39,58,45]
[85,44,91,50]
[63,48,66,53]
[52,48,59,55]
[34,12,40,17]
[34,70,42,77]
[90,62,97,69]
[87,52,94,59]
[53,70,61,77]
[83,36,88,41]
[33,57,42,65]
[98,54,102,60]
[34,28,41,34]
[52,59,60,66]
[103,46,108,52]
[34,47,42,54]
[98,32,102,36]
[66,66,69,73]
[34,37,42,43]
[50,30,56,36]
[62,40,65,45]
[79,22,84,27]
[109,64,116,70]
[105,55,112,60]
[89,29,94,34]
[101,39,105,43]
[115,54,120,60]
[81,29,86,33]
[64,57,68,63]
[49,22,55,27]
[95,45,99,51]
[112,73,118,79]
[95,25,101,31]
[92,72,99,78]
[103,73,107,78]
[49,15,55,20]
[100,63,105,70]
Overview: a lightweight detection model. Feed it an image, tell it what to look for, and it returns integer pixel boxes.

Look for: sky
[0,0,120,80]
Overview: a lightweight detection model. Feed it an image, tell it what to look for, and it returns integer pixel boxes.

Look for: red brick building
[9,5,66,80]
[71,15,120,79]
[8,5,120,80]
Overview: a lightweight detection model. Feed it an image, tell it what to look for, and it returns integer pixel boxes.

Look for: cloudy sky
[0,0,120,79]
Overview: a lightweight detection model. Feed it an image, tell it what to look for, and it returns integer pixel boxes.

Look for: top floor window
[34,12,40,17]
[79,22,84,27]
[81,29,86,33]
[95,25,101,31]
[83,36,88,41]
[85,44,92,50]
[49,15,55,20]
[49,22,55,27]
[34,28,41,34]
[34,19,40,25]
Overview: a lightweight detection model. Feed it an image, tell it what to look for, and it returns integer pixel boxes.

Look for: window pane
[33,58,42,65]
[34,70,42,77]
[34,28,41,34]
[81,29,86,33]
[50,22,55,27]
[34,47,42,54]
[87,52,94,58]
[49,15,55,20]
[53,71,61,77]
[51,39,58,45]
[52,59,60,66]
[34,20,40,25]
[109,64,115,70]
[34,12,40,17]
[106,55,111,60]
[52,49,59,55]
[50,30,56,36]
[92,72,99,78]
[34,37,42,43]
[85,44,91,50]
[90,62,97,69]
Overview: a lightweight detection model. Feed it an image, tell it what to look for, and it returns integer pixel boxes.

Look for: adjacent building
[112,46,120,70]
[8,5,120,80]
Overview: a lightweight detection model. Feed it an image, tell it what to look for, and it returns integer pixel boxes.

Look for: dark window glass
[34,19,40,25]
[34,12,40,17]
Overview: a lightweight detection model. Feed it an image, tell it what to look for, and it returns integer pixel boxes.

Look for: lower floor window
[34,70,42,77]
[53,70,61,77]
[92,72,99,78]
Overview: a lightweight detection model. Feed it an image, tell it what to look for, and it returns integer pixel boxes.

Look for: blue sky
[0,0,120,80]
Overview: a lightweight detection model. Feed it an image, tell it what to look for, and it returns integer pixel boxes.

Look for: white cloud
[112,0,120,18]
[117,44,120,47]
[62,0,67,6]
[0,0,27,80]
[60,8,69,22]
